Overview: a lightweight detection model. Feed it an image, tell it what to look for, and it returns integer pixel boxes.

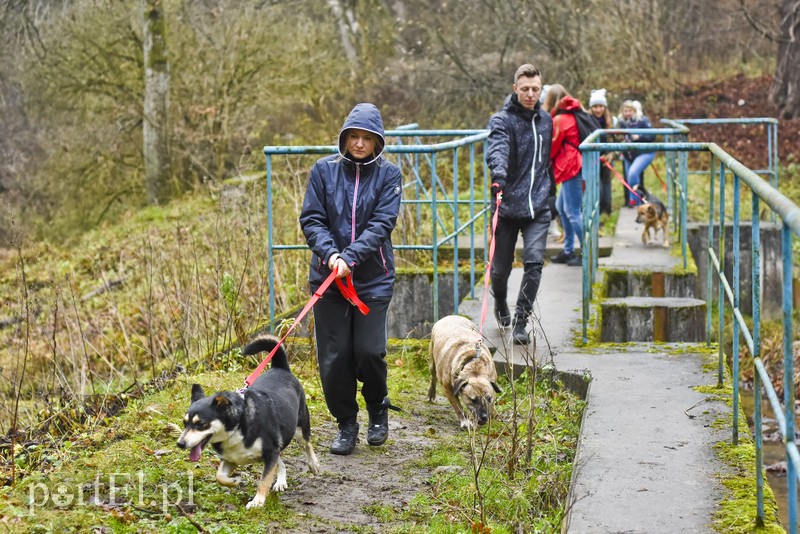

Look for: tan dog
[634,185,669,248]
[428,315,501,428]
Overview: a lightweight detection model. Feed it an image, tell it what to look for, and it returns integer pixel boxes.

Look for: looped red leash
[335,275,370,315]
[479,192,502,336]
[242,269,369,388]
[601,157,645,204]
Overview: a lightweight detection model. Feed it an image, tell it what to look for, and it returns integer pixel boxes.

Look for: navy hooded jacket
[299,103,402,300]
[486,94,554,219]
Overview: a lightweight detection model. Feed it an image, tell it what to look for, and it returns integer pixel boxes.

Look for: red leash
[243,268,369,388]
[601,157,645,204]
[650,163,667,194]
[479,192,502,335]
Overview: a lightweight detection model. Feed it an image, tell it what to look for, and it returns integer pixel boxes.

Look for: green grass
[1,342,586,533]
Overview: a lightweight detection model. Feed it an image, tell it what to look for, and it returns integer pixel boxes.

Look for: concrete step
[603,268,698,299]
[601,296,706,342]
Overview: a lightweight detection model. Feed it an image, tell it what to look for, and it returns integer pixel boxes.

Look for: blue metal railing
[263,129,490,333]
[580,119,798,531]
[266,117,796,531]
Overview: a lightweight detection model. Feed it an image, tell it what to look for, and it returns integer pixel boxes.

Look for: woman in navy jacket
[299,103,402,455]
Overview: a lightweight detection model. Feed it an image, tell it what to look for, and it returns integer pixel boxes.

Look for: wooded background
[0,0,796,246]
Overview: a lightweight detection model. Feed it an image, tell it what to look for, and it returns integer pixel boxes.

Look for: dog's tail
[241,336,290,371]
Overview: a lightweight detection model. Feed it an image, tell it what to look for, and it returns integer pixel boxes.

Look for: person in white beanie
[588,89,617,215]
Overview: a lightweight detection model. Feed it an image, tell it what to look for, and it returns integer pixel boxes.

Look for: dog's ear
[453,378,467,396]
[212,393,231,408]
[491,382,502,394]
[191,384,205,402]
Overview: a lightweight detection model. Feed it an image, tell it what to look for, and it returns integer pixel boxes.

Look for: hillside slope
[668,73,800,167]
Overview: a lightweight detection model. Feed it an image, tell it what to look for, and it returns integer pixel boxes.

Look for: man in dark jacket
[485,63,554,345]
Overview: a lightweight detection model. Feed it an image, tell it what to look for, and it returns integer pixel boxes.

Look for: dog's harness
[241,268,369,389]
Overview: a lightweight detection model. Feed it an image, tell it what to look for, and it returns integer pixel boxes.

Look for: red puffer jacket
[549,96,583,185]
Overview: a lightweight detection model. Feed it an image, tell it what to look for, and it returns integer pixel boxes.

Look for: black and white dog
[177,336,320,508]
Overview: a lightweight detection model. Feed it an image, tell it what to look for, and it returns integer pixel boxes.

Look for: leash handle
[601,157,645,204]
[479,192,502,335]
[335,274,370,315]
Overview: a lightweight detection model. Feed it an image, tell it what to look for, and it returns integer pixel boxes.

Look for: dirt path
[263,395,461,533]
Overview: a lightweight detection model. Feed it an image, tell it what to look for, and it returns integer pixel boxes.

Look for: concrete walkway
[458,207,732,533]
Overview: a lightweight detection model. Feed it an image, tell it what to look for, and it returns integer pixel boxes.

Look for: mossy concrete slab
[601,296,706,342]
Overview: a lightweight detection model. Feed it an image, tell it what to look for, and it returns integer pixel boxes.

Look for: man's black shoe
[366,397,400,446]
[494,300,511,327]
[330,422,359,455]
[512,315,529,345]
[567,254,582,267]
[366,399,389,446]
[550,250,574,264]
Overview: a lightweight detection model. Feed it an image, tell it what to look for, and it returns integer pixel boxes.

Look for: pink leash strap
[479,192,502,336]
[602,157,645,204]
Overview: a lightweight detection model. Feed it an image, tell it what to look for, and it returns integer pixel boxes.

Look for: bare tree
[143,0,172,204]
[740,0,800,118]
[328,0,360,76]
[771,0,800,118]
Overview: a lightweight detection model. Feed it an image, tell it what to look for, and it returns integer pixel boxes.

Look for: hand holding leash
[490,181,504,198]
[328,253,351,278]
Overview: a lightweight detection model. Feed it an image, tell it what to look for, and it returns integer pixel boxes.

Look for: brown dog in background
[428,315,501,428]
[633,185,669,248]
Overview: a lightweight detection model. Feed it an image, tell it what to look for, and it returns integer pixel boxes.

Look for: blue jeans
[556,174,583,255]
[624,152,656,205]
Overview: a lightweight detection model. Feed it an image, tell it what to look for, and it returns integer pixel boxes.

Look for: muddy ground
[239,392,463,533]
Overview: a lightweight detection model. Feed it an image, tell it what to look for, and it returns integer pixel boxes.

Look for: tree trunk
[327,0,360,76]
[770,0,800,119]
[143,0,171,204]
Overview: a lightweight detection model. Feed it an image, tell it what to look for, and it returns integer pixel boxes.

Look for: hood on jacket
[338,103,386,165]
[551,95,583,116]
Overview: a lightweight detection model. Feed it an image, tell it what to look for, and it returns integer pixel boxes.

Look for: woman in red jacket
[544,85,583,266]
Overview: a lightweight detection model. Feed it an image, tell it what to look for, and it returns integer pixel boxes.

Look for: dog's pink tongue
[189,444,202,462]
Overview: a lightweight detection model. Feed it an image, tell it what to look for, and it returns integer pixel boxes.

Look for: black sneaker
[512,315,529,345]
[494,300,511,327]
[567,254,582,267]
[550,250,574,264]
[330,422,359,455]
[366,399,388,446]
[366,397,400,446]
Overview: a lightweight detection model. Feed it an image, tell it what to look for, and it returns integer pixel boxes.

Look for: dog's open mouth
[189,436,211,462]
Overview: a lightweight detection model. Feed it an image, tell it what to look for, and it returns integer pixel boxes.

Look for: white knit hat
[589,89,608,108]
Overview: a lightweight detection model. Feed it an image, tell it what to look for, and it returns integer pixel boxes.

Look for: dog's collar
[458,341,483,374]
